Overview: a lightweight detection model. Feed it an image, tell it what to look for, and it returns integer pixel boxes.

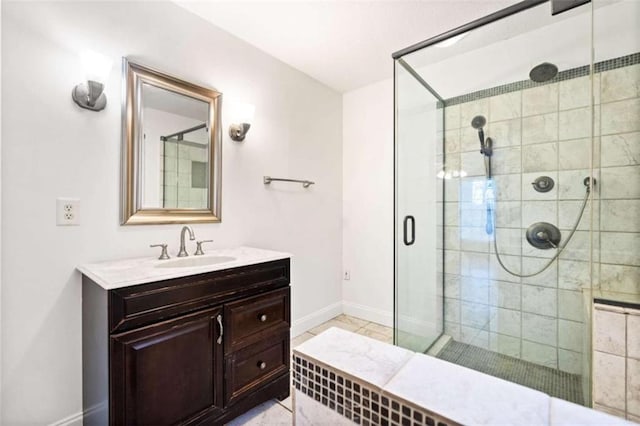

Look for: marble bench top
[294,327,636,426]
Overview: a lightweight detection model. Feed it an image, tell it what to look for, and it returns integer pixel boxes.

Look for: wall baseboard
[342,301,393,327]
[49,411,83,426]
[291,301,343,337]
[49,402,106,426]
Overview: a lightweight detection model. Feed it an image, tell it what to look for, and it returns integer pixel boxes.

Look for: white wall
[342,79,394,326]
[1,1,342,424]
[0,1,3,421]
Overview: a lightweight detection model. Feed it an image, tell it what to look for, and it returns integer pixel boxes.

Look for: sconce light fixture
[228,102,255,142]
[72,50,113,111]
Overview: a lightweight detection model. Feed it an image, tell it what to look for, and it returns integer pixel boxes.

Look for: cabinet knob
[258,361,266,370]
[259,314,267,322]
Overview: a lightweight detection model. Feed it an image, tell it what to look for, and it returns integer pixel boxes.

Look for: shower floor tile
[435,340,584,404]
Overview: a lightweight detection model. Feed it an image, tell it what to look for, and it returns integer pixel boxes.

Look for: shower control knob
[531,176,555,193]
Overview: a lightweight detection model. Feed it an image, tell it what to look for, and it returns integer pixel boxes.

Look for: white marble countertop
[77,246,291,290]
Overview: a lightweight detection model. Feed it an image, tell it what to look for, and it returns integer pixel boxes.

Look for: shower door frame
[393,0,601,406]
[393,0,554,349]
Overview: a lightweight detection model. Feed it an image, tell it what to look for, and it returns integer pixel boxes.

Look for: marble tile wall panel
[600,166,640,199]
[522,340,558,368]
[489,119,521,148]
[559,138,598,171]
[559,349,583,375]
[599,264,640,295]
[440,61,640,377]
[489,307,521,337]
[594,349,626,411]
[489,91,522,122]
[559,319,583,353]
[460,326,490,349]
[600,64,640,103]
[444,104,460,130]
[460,226,489,253]
[559,107,593,141]
[601,98,640,135]
[523,142,559,173]
[489,332,521,357]
[523,83,558,117]
[559,75,600,111]
[601,132,640,167]
[522,285,557,317]
[522,113,559,145]
[491,228,522,256]
[522,312,557,346]
[593,304,640,420]
[558,290,584,322]
[601,200,640,232]
[489,280,521,310]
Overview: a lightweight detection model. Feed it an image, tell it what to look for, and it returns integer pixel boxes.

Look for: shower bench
[292,327,635,425]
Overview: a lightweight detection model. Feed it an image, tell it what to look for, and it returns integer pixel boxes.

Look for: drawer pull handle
[258,361,267,370]
[216,314,223,345]
[259,314,267,322]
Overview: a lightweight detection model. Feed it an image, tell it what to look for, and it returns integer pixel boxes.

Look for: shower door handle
[403,215,415,246]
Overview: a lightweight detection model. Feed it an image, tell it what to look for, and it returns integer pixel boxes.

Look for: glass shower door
[394,60,444,352]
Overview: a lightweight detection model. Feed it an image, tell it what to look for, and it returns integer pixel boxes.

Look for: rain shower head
[530,62,558,83]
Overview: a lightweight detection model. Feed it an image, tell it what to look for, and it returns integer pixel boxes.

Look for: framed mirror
[121,58,222,225]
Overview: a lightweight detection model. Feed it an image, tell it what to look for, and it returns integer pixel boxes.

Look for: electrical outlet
[343,270,351,281]
[57,198,80,226]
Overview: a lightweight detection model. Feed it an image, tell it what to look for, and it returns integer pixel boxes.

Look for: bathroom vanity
[78,247,291,425]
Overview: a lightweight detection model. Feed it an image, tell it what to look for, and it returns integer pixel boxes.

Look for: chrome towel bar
[263,176,315,188]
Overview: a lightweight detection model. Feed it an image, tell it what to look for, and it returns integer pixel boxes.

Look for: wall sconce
[228,102,255,142]
[72,50,113,111]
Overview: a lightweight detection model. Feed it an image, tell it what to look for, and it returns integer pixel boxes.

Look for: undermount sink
[155,255,237,269]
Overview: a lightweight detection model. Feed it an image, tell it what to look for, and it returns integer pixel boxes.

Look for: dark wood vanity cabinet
[83,259,291,426]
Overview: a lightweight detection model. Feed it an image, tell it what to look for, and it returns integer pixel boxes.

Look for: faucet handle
[194,240,213,256]
[150,243,170,260]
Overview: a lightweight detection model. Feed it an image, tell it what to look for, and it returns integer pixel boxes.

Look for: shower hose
[486,158,593,278]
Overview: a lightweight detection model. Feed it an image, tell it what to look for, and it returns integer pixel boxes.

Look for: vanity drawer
[224,287,290,353]
[109,259,290,333]
[224,331,289,405]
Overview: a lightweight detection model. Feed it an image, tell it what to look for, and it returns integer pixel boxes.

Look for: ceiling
[174,0,519,93]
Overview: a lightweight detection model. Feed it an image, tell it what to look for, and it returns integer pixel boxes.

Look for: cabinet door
[110,307,223,426]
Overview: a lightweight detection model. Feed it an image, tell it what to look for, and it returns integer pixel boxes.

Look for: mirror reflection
[141,84,210,210]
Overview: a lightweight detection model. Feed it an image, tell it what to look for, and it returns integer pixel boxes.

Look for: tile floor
[225,314,393,425]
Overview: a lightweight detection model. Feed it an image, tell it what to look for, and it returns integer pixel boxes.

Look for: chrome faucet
[177,226,196,257]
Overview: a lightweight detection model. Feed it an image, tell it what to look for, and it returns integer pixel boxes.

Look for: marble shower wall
[593,303,640,421]
[437,61,640,373]
[161,139,209,209]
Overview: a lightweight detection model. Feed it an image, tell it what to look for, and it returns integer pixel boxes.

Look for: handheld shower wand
[471,115,487,155]
[471,115,495,235]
